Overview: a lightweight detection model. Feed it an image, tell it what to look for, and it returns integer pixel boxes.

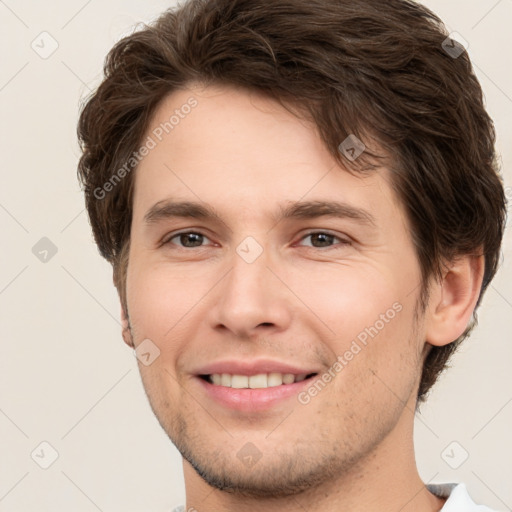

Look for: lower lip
[195,376,316,412]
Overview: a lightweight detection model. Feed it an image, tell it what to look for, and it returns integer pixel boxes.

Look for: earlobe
[121,307,134,348]
[425,253,485,347]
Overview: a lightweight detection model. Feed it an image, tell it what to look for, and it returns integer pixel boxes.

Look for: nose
[208,242,293,340]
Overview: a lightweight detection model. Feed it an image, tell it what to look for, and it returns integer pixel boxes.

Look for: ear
[121,306,134,348]
[425,253,485,347]
[113,269,134,348]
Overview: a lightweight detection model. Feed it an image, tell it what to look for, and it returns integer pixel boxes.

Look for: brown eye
[165,231,209,248]
[298,232,350,249]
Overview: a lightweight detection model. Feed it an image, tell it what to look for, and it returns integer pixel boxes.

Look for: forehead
[133,83,404,228]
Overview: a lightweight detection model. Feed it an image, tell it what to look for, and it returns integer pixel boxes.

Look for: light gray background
[0,1,511,510]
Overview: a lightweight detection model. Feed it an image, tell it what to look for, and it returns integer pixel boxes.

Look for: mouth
[195,372,319,412]
[198,372,318,388]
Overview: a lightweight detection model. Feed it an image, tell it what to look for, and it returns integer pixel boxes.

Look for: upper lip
[194,359,321,377]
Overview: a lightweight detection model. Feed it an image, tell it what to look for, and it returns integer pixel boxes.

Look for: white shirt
[428,483,498,511]
[171,483,498,512]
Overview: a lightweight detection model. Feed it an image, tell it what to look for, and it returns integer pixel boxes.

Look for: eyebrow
[143,199,376,228]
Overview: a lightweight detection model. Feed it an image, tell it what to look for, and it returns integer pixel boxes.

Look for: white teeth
[267,372,283,387]
[207,372,314,388]
[248,374,267,388]
[231,375,248,388]
[282,373,295,385]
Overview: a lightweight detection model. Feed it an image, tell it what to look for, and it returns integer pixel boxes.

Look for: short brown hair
[77,0,507,402]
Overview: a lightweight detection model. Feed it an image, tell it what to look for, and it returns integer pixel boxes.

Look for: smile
[200,372,317,389]
[195,372,320,412]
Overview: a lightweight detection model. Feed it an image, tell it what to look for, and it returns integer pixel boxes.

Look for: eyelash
[162,230,351,250]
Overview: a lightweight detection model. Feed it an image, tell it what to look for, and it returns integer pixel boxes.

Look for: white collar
[427,482,497,511]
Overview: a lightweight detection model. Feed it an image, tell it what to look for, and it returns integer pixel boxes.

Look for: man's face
[125,83,427,496]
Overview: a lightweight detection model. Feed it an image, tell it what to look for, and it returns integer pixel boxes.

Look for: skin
[120,82,484,512]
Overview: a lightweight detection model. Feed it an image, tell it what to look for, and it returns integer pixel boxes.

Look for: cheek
[125,259,217,396]
[292,264,421,404]
[289,262,402,339]
[330,300,421,416]
[126,259,203,340]
[125,263,190,412]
